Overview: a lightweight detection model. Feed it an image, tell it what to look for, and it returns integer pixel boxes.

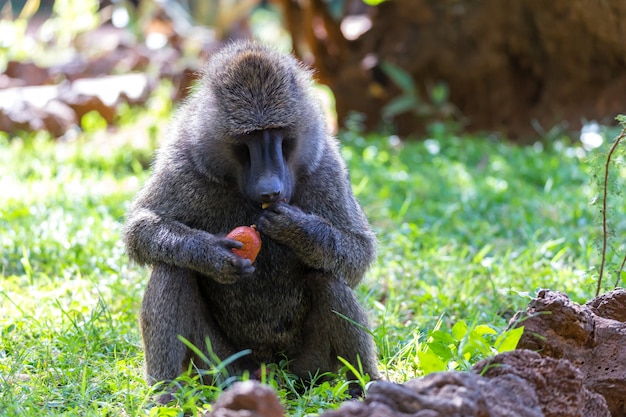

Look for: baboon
[123,41,380,394]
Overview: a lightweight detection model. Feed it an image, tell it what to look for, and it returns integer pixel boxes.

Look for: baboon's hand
[257,202,305,240]
[201,235,255,284]
[257,202,329,257]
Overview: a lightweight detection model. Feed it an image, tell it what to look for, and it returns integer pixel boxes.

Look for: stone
[320,349,609,417]
[320,356,543,417]
[511,289,626,416]
[474,350,610,417]
[203,380,285,417]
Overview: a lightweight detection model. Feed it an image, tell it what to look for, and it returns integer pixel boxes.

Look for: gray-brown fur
[123,41,380,391]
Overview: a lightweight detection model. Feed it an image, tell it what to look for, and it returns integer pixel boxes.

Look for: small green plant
[337,355,371,392]
[147,337,367,415]
[362,0,389,5]
[81,111,108,134]
[0,0,100,68]
[44,0,100,46]
[379,61,461,126]
[0,0,40,65]
[418,320,524,374]
[589,115,626,295]
[377,318,524,381]
[144,337,253,413]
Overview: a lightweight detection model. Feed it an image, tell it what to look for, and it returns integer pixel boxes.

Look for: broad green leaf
[18,0,40,20]
[474,324,497,336]
[418,349,447,374]
[463,335,492,357]
[427,341,454,361]
[383,94,418,118]
[496,326,525,353]
[451,320,468,341]
[380,61,416,94]
[429,329,457,345]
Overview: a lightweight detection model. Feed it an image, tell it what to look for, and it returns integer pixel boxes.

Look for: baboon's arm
[123,207,254,283]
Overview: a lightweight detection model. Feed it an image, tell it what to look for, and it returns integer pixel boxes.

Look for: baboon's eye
[233,144,250,166]
[282,137,295,160]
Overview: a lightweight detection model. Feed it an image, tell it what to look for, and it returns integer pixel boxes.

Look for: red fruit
[226,225,262,264]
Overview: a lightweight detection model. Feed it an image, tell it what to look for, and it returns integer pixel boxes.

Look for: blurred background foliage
[2,0,626,140]
[1,1,625,415]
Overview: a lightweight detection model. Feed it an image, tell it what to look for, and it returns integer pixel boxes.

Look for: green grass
[1,110,623,415]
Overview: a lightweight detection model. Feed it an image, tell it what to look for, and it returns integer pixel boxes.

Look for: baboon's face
[192,43,323,204]
[231,128,295,208]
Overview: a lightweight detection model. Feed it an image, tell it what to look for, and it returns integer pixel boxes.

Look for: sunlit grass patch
[1,119,620,415]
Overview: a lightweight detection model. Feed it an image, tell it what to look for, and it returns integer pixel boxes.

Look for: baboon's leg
[289,273,380,383]
[139,264,242,386]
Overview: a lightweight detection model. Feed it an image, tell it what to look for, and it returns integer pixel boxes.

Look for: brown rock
[202,351,610,417]
[510,290,595,362]
[511,289,626,416]
[0,104,32,133]
[0,71,152,134]
[320,349,609,417]
[5,61,53,86]
[0,97,75,136]
[0,74,26,89]
[474,350,610,417]
[40,100,78,137]
[203,381,285,417]
[586,289,626,322]
[60,73,151,124]
[321,366,543,417]
[59,90,116,125]
[0,84,60,109]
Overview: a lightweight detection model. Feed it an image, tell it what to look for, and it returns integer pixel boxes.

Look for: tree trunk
[275,0,626,139]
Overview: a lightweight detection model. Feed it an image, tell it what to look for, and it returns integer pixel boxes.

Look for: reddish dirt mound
[511,289,626,416]
[204,349,610,417]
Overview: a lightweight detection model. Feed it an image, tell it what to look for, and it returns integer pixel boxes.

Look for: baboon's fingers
[219,237,244,250]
